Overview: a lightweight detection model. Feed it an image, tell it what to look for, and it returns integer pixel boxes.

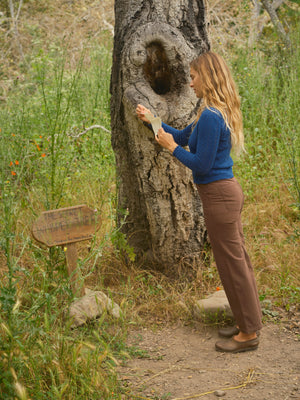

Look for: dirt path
[118,322,300,399]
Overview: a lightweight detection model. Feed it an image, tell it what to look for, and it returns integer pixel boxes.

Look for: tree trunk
[110,0,210,272]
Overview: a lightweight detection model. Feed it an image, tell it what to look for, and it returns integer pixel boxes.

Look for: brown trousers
[196,178,262,334]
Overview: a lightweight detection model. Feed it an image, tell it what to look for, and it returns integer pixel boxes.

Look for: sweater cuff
[172,145,181,157]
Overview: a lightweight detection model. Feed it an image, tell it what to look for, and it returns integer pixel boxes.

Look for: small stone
[69,289,121,328]
[214,390,226,397]
[193,290,233,320]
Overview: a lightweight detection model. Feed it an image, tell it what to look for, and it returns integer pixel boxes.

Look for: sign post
[32,205,98,296]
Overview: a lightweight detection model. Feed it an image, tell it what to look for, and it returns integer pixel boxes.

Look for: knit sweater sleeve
[162,122,193,147]
[172,110,222,175]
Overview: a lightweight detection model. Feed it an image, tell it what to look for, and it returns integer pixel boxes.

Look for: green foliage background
[0,1,299,399]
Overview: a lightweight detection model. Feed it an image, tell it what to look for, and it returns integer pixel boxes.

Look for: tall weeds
[0,3,299,399]
[232,32,300,210]
[0,42,123,399]
[231,23,299,308]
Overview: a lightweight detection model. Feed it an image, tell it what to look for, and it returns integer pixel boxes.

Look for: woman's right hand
[136,104,153,124]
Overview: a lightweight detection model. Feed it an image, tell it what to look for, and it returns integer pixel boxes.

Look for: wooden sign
[32,204,97,247]
[32,205,98,297]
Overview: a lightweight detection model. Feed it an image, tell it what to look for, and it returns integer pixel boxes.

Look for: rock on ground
[194,289,233,320]
[69,288,121,328]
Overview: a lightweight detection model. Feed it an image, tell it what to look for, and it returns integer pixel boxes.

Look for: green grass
[0,40,124,399]
[0,15,299,400]
[232,36,300,208]
[231,23,300,310]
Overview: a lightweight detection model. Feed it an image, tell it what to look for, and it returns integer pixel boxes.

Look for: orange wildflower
[34,141,41,151]
[11,171,16,176]
[216,287,221,291]
[41,153,46,157]
[15,160,19,165]
[10,161,14,166]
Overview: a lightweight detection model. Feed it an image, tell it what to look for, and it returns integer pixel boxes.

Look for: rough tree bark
[110,0,210,272]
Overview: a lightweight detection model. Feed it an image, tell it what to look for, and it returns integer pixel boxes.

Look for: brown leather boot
[218,326,239,338]
[215,337,259,353]
[218,326,261,338]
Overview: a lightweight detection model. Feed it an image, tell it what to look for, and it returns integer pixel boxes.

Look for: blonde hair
[190,51,245,154]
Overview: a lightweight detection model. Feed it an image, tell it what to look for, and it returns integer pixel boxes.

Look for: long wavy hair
[190,51,245,154]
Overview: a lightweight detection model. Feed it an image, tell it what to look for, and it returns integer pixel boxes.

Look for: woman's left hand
[155,128,178,153]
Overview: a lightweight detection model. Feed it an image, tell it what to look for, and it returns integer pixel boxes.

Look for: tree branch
[260,0,291,48]
[8,0,27,62]
[248,0,262,47]
[16,0,23,20]
[68,125,111,138]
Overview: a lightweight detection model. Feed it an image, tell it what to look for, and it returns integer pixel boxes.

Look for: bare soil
[118,319,300,400]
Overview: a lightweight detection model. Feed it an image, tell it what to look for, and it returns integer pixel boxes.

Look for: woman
[136,51,262,353]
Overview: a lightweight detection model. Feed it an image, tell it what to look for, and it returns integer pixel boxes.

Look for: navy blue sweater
[162,108,234,184]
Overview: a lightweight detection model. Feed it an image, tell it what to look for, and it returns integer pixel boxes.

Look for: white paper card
[145,113,162,136]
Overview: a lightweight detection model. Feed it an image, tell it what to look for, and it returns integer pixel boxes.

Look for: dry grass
[0,0,114,97]
[206,0,251,53]
[1,0,299,322]
[242,182,299,304]
[0,3,298,398]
